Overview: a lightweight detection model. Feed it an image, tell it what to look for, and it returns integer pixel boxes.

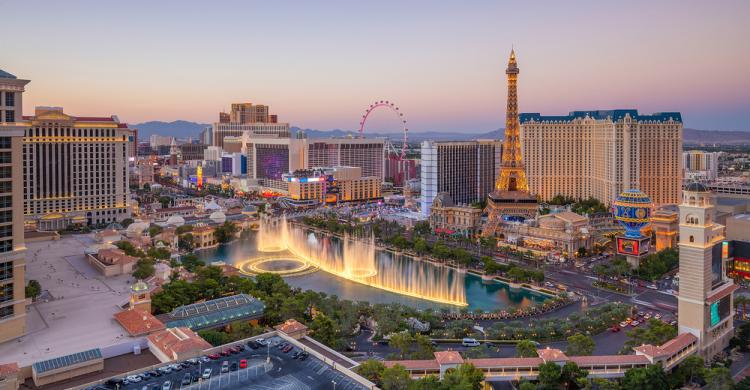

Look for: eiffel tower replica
[483,49,538,237]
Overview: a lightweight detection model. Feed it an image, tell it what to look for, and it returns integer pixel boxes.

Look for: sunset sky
[3,0,749,132]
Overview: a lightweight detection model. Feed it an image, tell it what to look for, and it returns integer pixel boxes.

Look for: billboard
[617,237,650,256]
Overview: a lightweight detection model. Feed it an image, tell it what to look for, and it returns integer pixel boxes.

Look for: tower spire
[482,47,538,235]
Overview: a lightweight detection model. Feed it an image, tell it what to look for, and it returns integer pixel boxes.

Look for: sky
[2,0,749,132]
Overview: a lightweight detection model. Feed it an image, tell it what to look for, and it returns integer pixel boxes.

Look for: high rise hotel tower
[520,110,682,206]
[677,182,735,358]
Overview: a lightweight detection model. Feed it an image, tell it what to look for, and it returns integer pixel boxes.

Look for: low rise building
[86,248,138,277]
[147,327,212,363]
[428,192,482,237]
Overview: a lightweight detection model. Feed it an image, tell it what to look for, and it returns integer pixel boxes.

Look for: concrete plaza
[0,235,141,367]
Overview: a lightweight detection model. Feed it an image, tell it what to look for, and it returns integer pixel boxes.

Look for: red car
[229,346,241,354]
[220,350,231,357]
[239,359,247,369]
[610,325,620,332]
[207,353,220,360]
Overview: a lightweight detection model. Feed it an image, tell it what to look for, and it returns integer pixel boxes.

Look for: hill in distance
[132,121,750,145]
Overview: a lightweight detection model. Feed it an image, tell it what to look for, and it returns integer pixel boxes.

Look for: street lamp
[332,380,337,390]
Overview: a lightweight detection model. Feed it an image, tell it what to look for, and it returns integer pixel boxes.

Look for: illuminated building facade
[304,138,385,182]
[20,106,133,230]
[677,182,736,359]
[520,110,683,206]
[212,102,287,148]
[283,166,381,205]
[483,49,538,235]
[428,193,483,237]
[0,69,29,343]
[420,140,500,217]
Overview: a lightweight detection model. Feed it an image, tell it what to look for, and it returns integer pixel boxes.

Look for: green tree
[198,330,230,346]
[413,334,434,359]
[25,280,42,300]
[621,365,669,390]
[413,221,432,236]
[736,377,750,390]
[516,340,538,358]
[441,363,484,390]
[178,233,194,252]
[389,332,413,359]
[704,367,734,390]
[519,382,537,390]
[148,225,163,238]
[214,221,238,243]
[121,218,134,228]
[537,362,562,390]
[413,238,429,255]
[133,259,156,279]
[176,225,194,235]
[158,196,172,208]
[309,314,337,347]
[356,360,386,385]
[566,333,595,356]
[408,375,441,390]
[147,247,171,260]
[179,253,203,272]
[381,365,412,390]
[560,362,588,389]
[668,355,705,388]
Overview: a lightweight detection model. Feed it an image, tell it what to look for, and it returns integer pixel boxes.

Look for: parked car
[126,375,142,383]
[190,371,200,383]
[162,381,171,390]
[221,361,230,373]
[299,352,309,361]
[157,367,172,375]
[230,363,238,372]
[647,284,658,290]
[202,368,212,380]
[207,353,220,360]
[186,358,199,365]
[292,351,301,359]
[150,384,160,390]
[619,321,628,328]
[631,320,640,326]
[181,374,192,386]
[247,341,259,349]
[610,325,620,332]
[220,350,231,357]
[229,346,241,354]
[239,359,248,369]
[283,345,294,353]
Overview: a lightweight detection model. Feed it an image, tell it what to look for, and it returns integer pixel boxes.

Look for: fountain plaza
[197,216,550,311]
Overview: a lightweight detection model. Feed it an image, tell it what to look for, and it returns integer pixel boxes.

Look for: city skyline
[3,0,749,132]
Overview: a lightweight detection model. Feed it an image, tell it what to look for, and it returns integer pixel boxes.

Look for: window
[0,261,12,281]
[4,92,13,107]
[0,210,10,223]
[0,167,9,179]
[0,196,10,208]
[0,305,12,319]
[0,240,11,253]
[4,111,13,123]
[0,137,10,149]
[0,283,12,303]
[0,181,10,194]
[0,225,10,239]
[0,152,10,164]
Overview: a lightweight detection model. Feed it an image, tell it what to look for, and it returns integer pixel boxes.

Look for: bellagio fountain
[238,215,468,306]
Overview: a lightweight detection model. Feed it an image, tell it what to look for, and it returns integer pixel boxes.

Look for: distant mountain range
[132,120,750,145]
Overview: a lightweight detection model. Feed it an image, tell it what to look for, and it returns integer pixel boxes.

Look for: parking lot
[101,336,368,390]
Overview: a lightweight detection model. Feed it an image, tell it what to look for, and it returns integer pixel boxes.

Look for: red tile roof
[659,333,698,355]
[114,309,166,336]
[147,327,212,356]
[274,319,308,335]
[467,357,544,368]
[0,363,19,376]
[570,355,650,366]
[537,348,568,362]
[434,351,464,365]
[707,284,739,303]
[383,360,440,370]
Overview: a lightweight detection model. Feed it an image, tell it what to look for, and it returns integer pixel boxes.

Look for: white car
[646,284,658,290]
[126,375,142,383]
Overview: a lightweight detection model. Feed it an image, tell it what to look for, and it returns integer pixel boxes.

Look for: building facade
[21,107,133,230]
[677,182,736,359]
[683,151,721,181]
[304,138,385,182]
[520,110,683,206]
[420,140,500,217]
[428,193,483,237]
[178,143,207,161]
[212,103,288,148]
[0,69,28,343]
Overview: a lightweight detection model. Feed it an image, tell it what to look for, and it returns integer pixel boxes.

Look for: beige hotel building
[520,110,682,206]
[2,71,133,232]
[0,69,28,343]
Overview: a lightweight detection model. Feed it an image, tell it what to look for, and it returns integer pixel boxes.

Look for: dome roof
[131,280,149,293]
[615,189,652,205]
[205,200,221,211]
[126,221,149,235]
[209,211,226,224]
[685,182,709,193]
[166,215,185,227]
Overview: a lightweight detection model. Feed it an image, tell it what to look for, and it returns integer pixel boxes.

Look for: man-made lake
[196,231,549,311]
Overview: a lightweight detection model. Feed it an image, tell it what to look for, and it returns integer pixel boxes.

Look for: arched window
[689,235,694,243]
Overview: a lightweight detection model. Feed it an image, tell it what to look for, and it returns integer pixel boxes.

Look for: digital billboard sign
[710,295,732,327]
[617,237,650,256]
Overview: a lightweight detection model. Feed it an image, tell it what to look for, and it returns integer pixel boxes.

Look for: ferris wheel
[359,100,408,159]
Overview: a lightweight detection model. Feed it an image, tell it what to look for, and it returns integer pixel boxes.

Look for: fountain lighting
[257,215,467,306]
